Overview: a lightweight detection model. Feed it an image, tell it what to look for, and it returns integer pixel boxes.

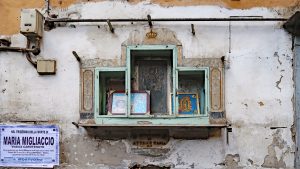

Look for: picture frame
[172,93,200,115]
[130,91,150,115]
[107,90,150,115]
[108,91,127,115]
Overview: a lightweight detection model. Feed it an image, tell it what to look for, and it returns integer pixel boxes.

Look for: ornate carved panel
[210,67,224,112]
[80,68,94,119]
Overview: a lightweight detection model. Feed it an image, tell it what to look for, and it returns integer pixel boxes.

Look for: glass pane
[130,50,173,115]
[98,71,126,115]
[177,70,205,115]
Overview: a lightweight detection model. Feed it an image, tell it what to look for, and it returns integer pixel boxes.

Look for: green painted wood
[95,116,210,126]
[176,67,209,116]
[205,68,210,116]
[94,45,211,125]
[126,47,131,117]
[94,70,100,116]
[94,67,127,118]
[173,47,178,116]
[126,45,178,117]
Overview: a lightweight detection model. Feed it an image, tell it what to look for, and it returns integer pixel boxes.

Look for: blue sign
[0,125,59,168]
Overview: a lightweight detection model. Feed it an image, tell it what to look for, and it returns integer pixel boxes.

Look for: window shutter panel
[80,68,94,119]
[210,66,224,113]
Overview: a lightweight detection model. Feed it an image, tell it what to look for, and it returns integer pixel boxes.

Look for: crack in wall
[274,52,283,65]
[276,75,283,92]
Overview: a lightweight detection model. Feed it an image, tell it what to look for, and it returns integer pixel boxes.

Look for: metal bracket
[147,15,153,28]
[72,122,79,128]
[191,24,195,35]
[226,124,232,145]
[72,51,81,63]
[107,19,114,33]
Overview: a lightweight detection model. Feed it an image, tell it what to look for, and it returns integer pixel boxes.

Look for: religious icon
[177,93,200,115]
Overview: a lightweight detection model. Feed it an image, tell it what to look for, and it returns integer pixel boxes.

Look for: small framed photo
[173,93,200,115]
[131,91,150,115]
[108,91,127,115]
[108,91,150,115]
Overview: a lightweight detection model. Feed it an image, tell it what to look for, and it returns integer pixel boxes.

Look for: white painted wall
[0,1,295,168]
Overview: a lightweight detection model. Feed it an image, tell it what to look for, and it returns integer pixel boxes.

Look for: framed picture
[108,92,127,115]
[108,91,150,115]
[172,93,200,115]
[130,91,150,115]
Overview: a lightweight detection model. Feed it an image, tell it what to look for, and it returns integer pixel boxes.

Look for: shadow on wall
[129,164,171,169]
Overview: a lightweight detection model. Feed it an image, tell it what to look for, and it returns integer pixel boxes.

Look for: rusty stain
[258,101,264,106]
[276,75,283,91]
[208,128,222,137]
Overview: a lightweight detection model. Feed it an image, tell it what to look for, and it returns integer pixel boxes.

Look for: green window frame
[94,45,210,126]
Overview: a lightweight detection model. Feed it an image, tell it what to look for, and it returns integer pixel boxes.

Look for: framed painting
[172,93,200,115]
[108,91,150,115]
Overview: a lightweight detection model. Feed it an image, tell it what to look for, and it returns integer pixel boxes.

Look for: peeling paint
[223,154,243,169]
[261,129,290,168]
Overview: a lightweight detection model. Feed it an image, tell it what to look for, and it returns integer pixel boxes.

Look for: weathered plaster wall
[0,1,297,168]
[1,0,300,35]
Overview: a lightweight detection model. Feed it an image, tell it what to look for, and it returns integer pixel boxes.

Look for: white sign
[0,125,59,168]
